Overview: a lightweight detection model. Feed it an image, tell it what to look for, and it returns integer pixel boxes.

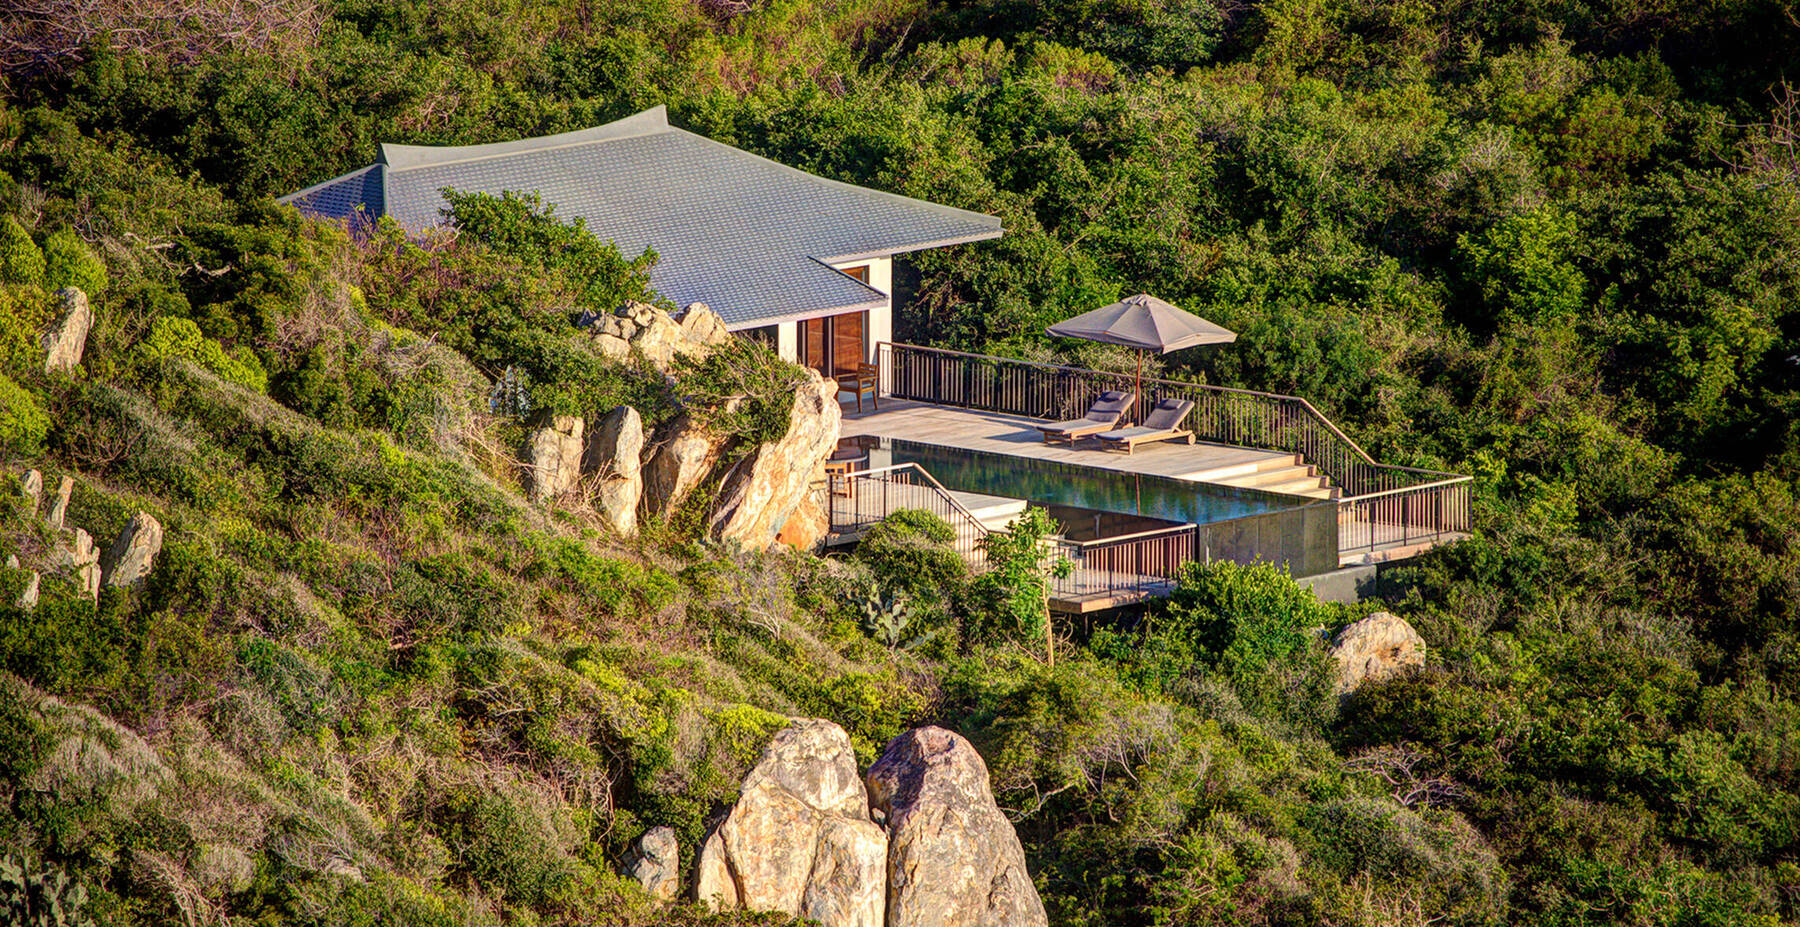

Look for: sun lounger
[1096,398,1195,454]
[1035,390,1135,445]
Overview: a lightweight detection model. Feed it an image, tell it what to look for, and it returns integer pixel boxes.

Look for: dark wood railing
[1336,478,1472,559]
[1050,524,1193,601]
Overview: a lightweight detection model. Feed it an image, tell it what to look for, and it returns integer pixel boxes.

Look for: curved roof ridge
[379,105,671,172]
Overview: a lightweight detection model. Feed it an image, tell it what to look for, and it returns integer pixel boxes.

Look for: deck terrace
[840,400,1302,486]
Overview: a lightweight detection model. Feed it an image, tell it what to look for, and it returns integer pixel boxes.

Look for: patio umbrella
[1046,293,1236,421]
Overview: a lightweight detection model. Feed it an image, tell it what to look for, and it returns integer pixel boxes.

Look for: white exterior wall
[830,256,892,365]
[775,320,798,363]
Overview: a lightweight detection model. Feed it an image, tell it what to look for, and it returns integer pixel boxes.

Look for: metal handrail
[1058,522,1195,550]
[1343,474,1473,503]
[831,462,991,527]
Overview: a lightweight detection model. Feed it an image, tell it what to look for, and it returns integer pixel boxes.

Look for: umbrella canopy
[1045,293,1236,354]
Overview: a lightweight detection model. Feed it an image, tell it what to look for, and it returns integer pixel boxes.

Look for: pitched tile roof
[280,106,1003,327]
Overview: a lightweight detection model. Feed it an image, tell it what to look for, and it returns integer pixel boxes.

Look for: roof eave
[819,227,1005,264]
[723,297,890,331]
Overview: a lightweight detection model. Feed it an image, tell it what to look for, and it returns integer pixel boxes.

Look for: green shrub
[0,287,52,377]
[135,316,268,392]
[853,508,967,619]
[0,375,48,457]
[40,230,104,296]
[0,219,43,288]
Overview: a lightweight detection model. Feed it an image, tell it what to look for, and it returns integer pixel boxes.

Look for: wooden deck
[841,400,1313,490]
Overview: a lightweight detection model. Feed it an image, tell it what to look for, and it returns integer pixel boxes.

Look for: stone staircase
[1184,453,1339,501]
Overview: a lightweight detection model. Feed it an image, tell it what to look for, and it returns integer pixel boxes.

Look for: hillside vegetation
[1,1,1798,925]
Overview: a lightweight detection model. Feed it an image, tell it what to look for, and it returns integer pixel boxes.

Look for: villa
[280,105,1001,383]
[283,108,1468,611]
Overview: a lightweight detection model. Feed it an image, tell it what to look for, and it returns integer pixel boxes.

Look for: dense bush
[0,375,47,457]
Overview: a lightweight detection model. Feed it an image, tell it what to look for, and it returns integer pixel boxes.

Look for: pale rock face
[42,287,92,373]
[594,333,632,361]
[585,405,645,534]
[20,469,42,518]
[1328,611,1426,696]
[776,493,828,550]
[712,373,840,549]
[640,415,728,520]
[102,512,163,589]
[45,475,72,531]
[675,303,731,352]
[696,719,886,927]
[15,571,38,610]
[527,414,585,503]
[588,302,728,373]
[624,825,680,901]
[867,726,1049,927]
[56,527,97,570]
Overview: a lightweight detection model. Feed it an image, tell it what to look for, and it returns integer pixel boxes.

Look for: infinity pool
[842,435,1306,527]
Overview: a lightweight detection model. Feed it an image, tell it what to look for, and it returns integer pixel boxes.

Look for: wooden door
[802,311,867,380]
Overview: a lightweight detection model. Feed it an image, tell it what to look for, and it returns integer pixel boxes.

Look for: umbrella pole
[1135,349,1144,425]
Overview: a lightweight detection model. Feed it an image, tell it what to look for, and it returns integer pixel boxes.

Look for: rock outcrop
[624,825,680,901]
[102,512,163,589]
[867,727,1048,927]
[527,414,585,503]
[1328,611,1425,696]
[711,373,840,549]
[53,527,102,598]
[641,414,729,521]
[589,302,730,373]
[20,469,41,518]
[696,719,886,927]
[15,571,39,610]
[44,474,72,531]
[41,287,92,373]
[584,405,644,534]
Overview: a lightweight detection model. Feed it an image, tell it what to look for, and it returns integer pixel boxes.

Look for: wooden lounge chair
[1035,390,1135,445]
[1096,398,1195,454]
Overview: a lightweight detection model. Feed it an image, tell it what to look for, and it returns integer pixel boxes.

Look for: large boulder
[584,405,644,534]
[42,287,92,373]
[527,414,585,503]
[623,825,680,901]
[640,415,728,520]
[1328,611,1426,696]
[102,512,163,589]
[867,727,1048,927]
[711,373,840,548]
[695,719,885,927]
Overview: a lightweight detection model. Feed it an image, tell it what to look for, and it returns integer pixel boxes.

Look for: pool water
[845,435,1304,527]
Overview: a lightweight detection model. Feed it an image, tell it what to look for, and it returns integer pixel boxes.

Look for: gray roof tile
[280,106,1002,326]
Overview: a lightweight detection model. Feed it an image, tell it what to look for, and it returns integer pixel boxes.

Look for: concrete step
[1256,476,1337,497]
[1228,464,1320,489]
[1182,453,1306,482]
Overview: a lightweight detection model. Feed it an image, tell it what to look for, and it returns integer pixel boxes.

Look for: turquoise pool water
[846,436,1304,526]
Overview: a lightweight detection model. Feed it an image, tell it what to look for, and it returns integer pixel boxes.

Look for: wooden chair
[837,363,879,413]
